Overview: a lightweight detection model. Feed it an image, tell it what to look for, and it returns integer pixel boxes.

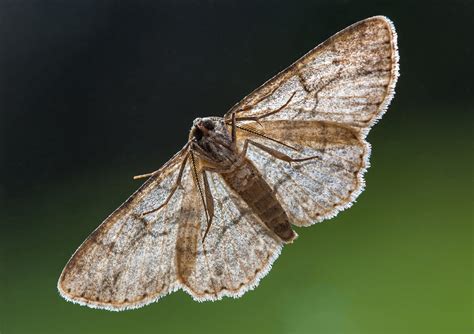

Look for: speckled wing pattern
[227,16,398,226]
[58,147,283,310]
[177,171,283,302]
[58,16,398,310]
[58,148,188,310]
[237,120,368,226]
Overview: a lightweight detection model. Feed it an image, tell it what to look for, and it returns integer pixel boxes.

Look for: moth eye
[193,127,203,140]
[202,120,215,130]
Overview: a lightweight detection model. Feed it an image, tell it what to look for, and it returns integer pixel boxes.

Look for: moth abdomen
[223,158,296,243]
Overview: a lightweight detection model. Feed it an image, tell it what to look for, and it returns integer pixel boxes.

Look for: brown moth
[58,16,399,310]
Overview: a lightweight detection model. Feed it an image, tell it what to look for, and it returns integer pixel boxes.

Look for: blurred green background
[1,0,472,333]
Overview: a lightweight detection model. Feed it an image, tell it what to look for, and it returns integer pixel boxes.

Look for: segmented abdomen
[222,158,297,243]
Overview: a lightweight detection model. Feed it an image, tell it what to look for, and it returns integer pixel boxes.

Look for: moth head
[190,117,216,141]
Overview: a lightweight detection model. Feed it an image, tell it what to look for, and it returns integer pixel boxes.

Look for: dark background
[1,1,472,333]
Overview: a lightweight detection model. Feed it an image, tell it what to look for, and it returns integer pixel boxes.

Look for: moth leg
[231,112,237,144]
[134,142,191,179]
[192,153,232,175]
[191,142,236,174]
[235,124,299,151]
[235,91,296,123]
[141,153,189,216]
[191,142,218,163]
[133,171,157,180]
[189,151,215,244]
[241,139,320,164]
[229,80,282,114]
[201,171,215,242]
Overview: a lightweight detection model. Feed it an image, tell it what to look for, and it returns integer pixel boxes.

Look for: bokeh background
[1,0,472,333]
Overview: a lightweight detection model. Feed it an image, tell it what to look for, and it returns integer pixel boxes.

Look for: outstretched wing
[57,147,191,311]
[227,16,399,226]
[237,120,367,226]
[58,146,284,309]
[226,16,398,133]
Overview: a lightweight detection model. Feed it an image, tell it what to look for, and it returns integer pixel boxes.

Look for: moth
[58,16,399,310]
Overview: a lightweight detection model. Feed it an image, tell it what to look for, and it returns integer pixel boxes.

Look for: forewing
[176,171,283,301]
[225,16,399,134]
[58,148,192,311]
